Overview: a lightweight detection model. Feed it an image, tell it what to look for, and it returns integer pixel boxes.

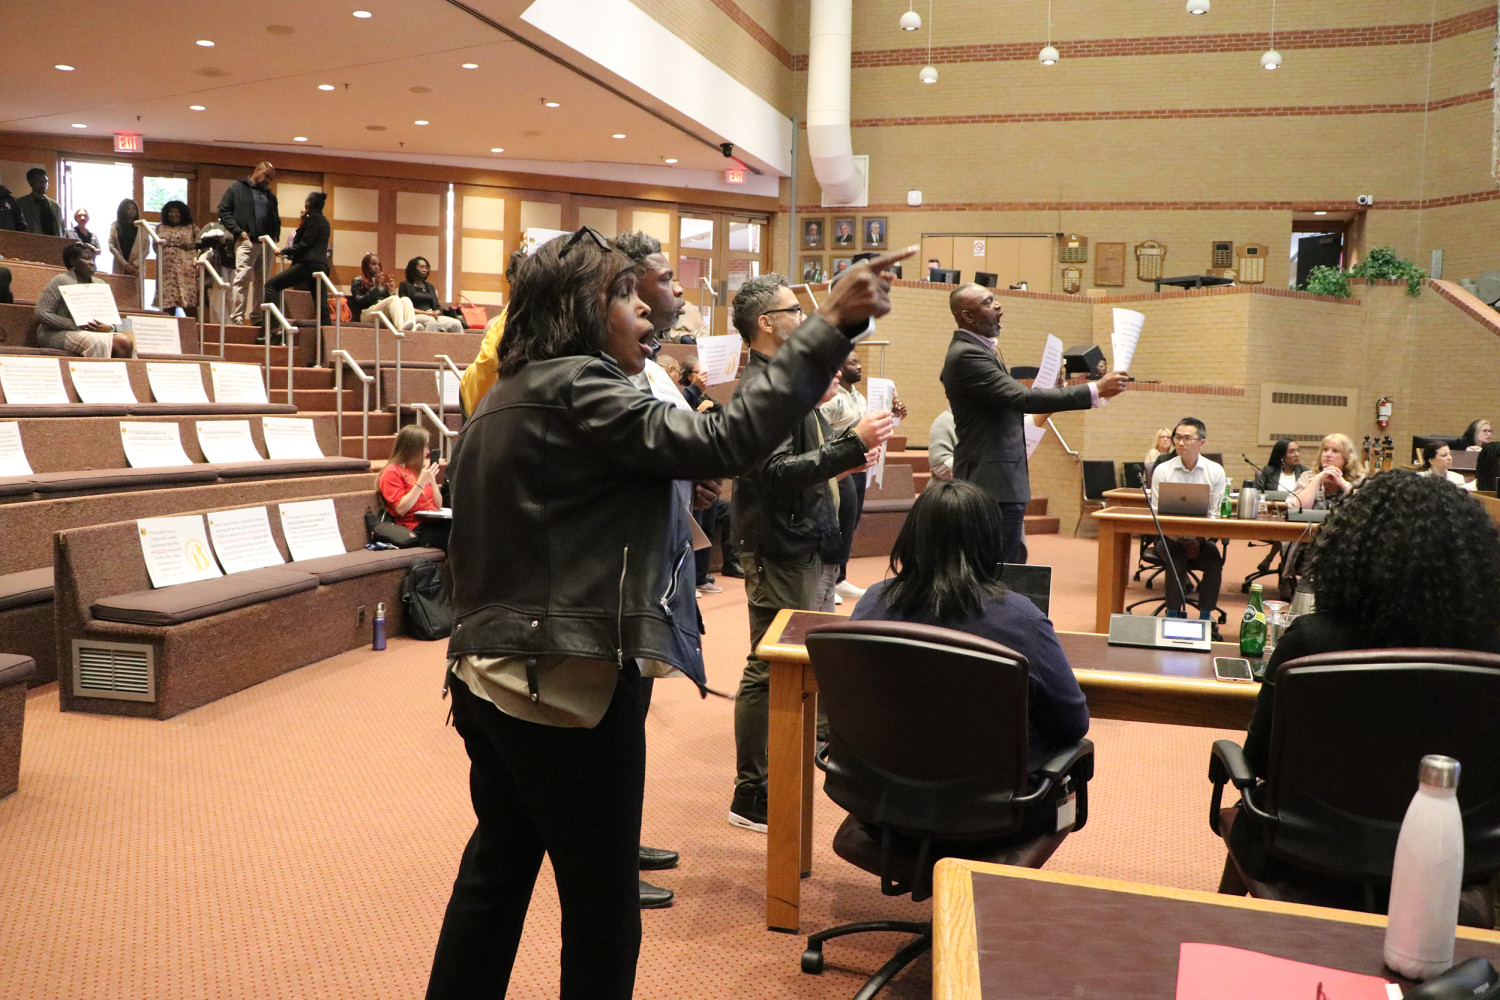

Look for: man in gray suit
[940,283,1128,563]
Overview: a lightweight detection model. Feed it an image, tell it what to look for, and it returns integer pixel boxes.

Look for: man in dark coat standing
[216,160,280,323]
[939,282,1127,563]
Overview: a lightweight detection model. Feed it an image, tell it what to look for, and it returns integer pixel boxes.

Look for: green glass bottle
[1219,491,1233,519]
[1240,583,1267,658]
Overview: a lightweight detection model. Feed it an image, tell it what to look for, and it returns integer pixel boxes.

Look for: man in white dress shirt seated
[1149,417,1228,638]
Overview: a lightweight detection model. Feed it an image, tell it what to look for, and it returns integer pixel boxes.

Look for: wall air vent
[72,641,155,702]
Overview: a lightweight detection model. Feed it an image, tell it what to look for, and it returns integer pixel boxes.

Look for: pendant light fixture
[1186,0,1210,14]
[1260,0,1281,69]
[900,1,921,31]
[1038,0,1058,65]
[919,0,938,83]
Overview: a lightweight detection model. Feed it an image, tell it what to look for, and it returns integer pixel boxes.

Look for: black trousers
[413,519,450,551]
[835,473,866,581]
[998,500,1029,565]
[426,668,646,1000]
[262,260,333,322]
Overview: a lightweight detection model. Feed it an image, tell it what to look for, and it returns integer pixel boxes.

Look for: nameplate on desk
[1108,613,1212,652]
[1286,508,1328,523]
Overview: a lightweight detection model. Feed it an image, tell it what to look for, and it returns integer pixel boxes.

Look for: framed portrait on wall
[830,256,854,277]
[802,218,826,250]
[831,216,856,247]
[800,256,824,283]
[862,216,887,249]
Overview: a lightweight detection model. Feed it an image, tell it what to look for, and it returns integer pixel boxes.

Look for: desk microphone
[1139,484,1191,619]
[1241,453,1262,476]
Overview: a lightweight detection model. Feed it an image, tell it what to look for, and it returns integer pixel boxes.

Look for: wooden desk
[932,861,1500,1000]
[1092,507,1314,632]
[1101,486,1149,507]
[755,609,1256,931]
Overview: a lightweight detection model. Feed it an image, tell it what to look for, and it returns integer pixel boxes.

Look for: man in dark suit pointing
[940,283,1128,563]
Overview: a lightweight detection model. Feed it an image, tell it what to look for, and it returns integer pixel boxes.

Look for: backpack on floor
[401,561,452,640]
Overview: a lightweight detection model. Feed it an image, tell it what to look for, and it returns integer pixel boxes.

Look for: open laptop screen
[999,563,1052,617]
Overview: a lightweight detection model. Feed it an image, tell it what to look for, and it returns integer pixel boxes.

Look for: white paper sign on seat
[123,315,183,355]
[262,417,323,459]
[196,420,263,464]
[209,362,268,405]
[138,514,222,588]
[58,282,123,328]
[206,506,286,574]
[695,333,743,385]
[119,421,194,467]
[0,357,69,404]
[68,361,137,404]
[0,421,33,476]
[864,376,897,489]
[147,363,210,404]
[278,498,346,561]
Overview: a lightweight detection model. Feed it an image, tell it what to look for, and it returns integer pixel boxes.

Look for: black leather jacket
[445,314,857,686]
[731,348,867,561]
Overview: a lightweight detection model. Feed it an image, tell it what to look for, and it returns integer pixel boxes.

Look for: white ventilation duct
[806,0,862,205]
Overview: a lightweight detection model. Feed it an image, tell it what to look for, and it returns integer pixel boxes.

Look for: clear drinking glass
[1263,600,1290,654]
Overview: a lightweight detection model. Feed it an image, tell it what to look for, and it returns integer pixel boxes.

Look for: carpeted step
[1026,495,1048,515]
[1024,514,1061,535]
[886,450,928,473]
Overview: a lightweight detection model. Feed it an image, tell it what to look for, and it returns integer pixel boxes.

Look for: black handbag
[364,507,418,548]
[401,561,452,640]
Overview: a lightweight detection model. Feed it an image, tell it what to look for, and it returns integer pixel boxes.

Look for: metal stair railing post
[368,311,405,413]
[412,402,458,460]
[260,303,299,404]
[133,219,161,314]
[194,251,229,357]
[312,270,342,369]
[330,350,373,459]
[434,353,466,433]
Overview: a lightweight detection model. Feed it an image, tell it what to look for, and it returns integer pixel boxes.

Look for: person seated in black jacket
[399,256,464,332]
[1475,440,1500,492]
[1254,439,1306,494]
[1231,471,1500,879]
[257,191,331,338]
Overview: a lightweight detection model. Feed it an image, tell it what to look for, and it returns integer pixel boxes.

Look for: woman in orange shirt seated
[378,425,448,549]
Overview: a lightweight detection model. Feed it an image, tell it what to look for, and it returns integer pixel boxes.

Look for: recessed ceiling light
[71,123,87,128]
[293,136,308,142]
[317,83,336,91]
[663,158,678,164]
[414,119,429,125]
[543,99,560,108]
[612,133,627,139]
[54,64,74,72]
[1313,210,1327,216]
[461,62,478,69]
[195,39,215,47]
[189,105,206,111]
[352,9,372,17]
[489,147,504,153]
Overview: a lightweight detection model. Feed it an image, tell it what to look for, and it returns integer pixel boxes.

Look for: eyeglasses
[1173,433,1202,443]
[557,225,610,259]
[762,305,805,317]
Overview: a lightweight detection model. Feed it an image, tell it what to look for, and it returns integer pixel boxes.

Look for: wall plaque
[1095,242,1125,286]
[1135,240,1167,281]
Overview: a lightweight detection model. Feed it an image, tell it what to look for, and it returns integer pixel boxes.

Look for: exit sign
[113,132,144,154]
[724,168,745,184]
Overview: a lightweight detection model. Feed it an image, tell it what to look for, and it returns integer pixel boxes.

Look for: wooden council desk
[932,861,1500,999]
[1092,507,1315,633]
[756,608,1256,931]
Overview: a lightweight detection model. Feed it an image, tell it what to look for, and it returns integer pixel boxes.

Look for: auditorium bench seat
[0,653,35,798]
[54,491,441,719]
[851,463,916,558]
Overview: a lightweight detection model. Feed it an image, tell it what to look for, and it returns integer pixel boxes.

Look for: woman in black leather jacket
[426,228,908,1000]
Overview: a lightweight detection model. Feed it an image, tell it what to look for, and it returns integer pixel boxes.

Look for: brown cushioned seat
[32,466,219,493]
[0,653,36,688]
[0,404,128,417]
[289,546,443,584]
[212,457,371,478]
[0,476,37,497]
[123,403,300,415]
[92,567,317,626]
[0,567,53,610]
[862,498,916,514]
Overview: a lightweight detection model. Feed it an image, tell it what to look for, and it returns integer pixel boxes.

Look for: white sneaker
[835,580,866,599]
[834,593,843,605]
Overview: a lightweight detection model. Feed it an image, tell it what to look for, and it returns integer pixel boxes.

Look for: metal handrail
[412,403,458,460]
[257,234,282,293]
[312,270,340,369]
[330,350,373,459]
[434,353,465,429]
[368,311,405,412]
[261,303,298,404]
[698,274,717,338]
[195,251,229,357]
[133,219,161,314]
[1045,417,1081,460]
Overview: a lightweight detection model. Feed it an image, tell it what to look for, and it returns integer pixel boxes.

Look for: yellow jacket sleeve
[459,306,507,416]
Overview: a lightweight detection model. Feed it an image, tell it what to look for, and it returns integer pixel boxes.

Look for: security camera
[1356,194,1374,206]
[720,142,734,158]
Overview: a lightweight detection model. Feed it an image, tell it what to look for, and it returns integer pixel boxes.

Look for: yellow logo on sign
[185,539,211,571]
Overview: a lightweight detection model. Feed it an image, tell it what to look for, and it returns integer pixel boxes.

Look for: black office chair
[1076,460,1118,536]
[1122,461,1145,490]
[1209,649,1500,925]
[802,620,1093,999]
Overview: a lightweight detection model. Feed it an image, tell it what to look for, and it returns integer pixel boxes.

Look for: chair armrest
[1034,738,1094,786]
[1208,739,1257,834]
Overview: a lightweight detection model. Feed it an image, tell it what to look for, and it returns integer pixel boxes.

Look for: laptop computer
[1157,482,1212,517]
[999,563,1052,617]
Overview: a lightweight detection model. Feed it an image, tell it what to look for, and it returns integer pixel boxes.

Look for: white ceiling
[0,0,781,191]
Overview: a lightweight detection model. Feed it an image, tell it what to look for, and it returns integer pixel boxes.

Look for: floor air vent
[72,641,156,702]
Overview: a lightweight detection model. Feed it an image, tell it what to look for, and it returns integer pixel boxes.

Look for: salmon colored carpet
[0,534,1270,999]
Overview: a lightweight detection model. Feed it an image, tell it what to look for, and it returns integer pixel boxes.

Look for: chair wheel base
[801,948,824,974]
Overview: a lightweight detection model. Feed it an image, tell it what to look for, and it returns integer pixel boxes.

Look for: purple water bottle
[373,601,387,651]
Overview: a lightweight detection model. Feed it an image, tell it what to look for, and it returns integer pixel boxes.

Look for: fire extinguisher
[1376,396,1394,430]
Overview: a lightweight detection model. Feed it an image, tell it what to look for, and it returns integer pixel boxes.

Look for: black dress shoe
[719,562,745,579]
[638,845,679,870]
[639,879,674,909]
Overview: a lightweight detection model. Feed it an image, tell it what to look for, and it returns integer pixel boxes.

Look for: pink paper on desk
[1176,943,1395,1000]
